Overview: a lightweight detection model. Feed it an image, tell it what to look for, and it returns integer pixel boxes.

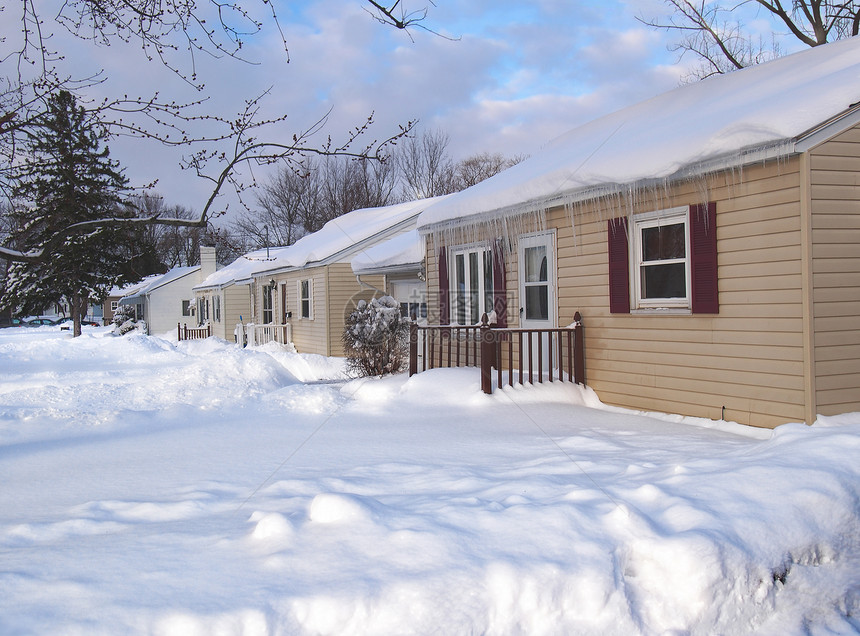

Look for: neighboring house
[351,229,427,322]
[416,38,860,429]
[192,248,276,342]
[249,197,444,356]
[104,277,157,324]
[118,246,218,336]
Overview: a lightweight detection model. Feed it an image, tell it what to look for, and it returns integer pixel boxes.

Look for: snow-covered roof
[351,229,423,275]
[108,276,158,298]
[194,248,277,290]
[418,37,860,230]
[252,196,447,277]
[119,266,199,304]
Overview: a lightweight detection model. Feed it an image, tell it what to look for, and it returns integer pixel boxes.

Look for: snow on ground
[1,326,858,635]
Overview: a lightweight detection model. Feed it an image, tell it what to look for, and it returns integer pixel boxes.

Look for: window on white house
[110,300,119,312]
[262,285,273,324]
[631,207,691,309]
[182,300,191,317]
[452,247,494,325]
[213,295,221,322]
[299,279,313,319]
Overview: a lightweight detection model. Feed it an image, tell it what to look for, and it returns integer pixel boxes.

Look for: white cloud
[5,1,690,222]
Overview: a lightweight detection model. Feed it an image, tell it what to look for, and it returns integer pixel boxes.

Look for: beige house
[249,197,443,356]
[416,38,860,429]
[192,248,274,343]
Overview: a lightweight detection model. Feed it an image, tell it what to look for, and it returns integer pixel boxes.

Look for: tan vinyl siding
[287,268,328,355]
[221,284,252,343]
[809,124,860,416]
[259,269,328,355]
[325,263,384,357]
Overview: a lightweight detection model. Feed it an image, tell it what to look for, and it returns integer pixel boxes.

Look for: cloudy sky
[11,1,760,222]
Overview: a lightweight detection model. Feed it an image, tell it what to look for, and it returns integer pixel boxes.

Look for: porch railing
[408,311,584,394]
[178,322,211,341]
[245,322,292,347]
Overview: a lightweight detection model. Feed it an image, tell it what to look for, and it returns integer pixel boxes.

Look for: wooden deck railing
[178,322,211,341]
[408,312,584,394]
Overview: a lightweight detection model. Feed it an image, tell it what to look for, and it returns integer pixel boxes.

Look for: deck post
[177,323,181,341]
[480,313,494,394]
[409,322,418,377]
[573,311,585,385]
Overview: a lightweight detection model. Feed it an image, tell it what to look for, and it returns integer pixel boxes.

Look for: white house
[119,246,218,336]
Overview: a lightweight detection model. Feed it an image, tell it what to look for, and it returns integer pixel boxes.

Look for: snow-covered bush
[342,296,408,377]
[112,304,144,335]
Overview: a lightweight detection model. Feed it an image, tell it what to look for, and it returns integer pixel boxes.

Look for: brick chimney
[199,245,217,280]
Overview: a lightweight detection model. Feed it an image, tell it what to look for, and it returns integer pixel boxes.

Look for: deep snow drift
[1,326,858,635]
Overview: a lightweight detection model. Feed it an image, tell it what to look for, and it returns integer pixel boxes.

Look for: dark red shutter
[438,247,450,325]
[492,239,507,327]
[608,217,630,314]
[690,202,718,314]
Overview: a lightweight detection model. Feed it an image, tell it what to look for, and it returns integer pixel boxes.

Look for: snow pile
[418,37,860,230]
[1,328,859,634]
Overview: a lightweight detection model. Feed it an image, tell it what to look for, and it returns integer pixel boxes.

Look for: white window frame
[298,278,313,320]
[450,244,494,326]
[630,207,691,311]
[262,284,273,324]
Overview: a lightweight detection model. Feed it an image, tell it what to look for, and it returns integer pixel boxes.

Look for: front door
[518,231,556,375]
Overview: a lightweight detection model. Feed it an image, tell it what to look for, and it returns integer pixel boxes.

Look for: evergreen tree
[3,90,134,336]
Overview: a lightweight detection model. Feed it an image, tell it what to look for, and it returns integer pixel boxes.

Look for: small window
[196,297,207,325]
[299,279,313,319]
[110,300,119,312]
[262,285,273,324]
[213,295,221,322]
[631,208,691,309]
[181,300,191,317]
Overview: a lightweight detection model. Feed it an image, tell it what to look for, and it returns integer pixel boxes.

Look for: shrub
[343,296,408,377]
[112,304,144,335]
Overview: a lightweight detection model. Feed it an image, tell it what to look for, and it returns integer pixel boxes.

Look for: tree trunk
[70,293,84,337]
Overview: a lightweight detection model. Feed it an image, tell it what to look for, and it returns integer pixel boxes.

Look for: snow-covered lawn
[1,327,858,635]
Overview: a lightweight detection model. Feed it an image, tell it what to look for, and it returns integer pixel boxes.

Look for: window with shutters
[631,207,691,309]
[608,203,718,315]
[451,246,494,325]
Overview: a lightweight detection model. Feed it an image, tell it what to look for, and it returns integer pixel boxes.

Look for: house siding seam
[809,123,860,416]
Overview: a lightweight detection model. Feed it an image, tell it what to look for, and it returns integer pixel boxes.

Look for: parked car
[25,317,58,326]
[56,316,101,327]
[0,317,26,328]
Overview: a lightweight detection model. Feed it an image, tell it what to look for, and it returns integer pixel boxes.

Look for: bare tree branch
[639,0,859,80]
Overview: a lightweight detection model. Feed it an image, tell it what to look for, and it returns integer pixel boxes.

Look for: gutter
[355,274,386,295]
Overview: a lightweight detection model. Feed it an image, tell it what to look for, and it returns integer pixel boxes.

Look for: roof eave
[253,213,421,279]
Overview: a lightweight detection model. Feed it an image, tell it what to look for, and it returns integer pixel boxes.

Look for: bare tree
[639,1,860,80]
[0,2,430,262]
[398,128,458,199]
[455,152,526,190]
[234,162,320,249]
